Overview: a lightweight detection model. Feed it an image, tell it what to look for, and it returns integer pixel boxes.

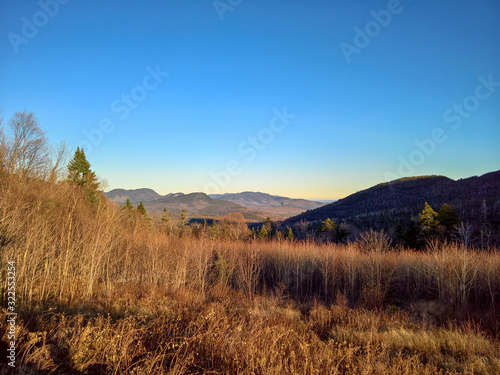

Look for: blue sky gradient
[1,0,499,199]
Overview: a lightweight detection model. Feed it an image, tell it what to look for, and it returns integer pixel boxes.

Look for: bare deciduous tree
[297,219,309,239]
[47,141,70,183]
[222,212,249,240]
[453,222,474,249]
[5,111,49,179]
[0,110,69,182]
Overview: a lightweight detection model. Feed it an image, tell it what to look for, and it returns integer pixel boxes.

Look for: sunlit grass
[1,175,499,374]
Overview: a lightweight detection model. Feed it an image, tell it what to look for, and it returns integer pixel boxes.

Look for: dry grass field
[1,175,500,374]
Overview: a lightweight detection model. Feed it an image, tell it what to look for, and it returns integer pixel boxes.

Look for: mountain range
[105,170,500,236]
[211,191,324,217]
[105,189,325,220]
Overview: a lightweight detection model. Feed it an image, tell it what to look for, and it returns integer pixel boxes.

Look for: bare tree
[5,111,49,179]
[297,219,309,239]
[453,222,474,249]
[222,212,249,240]
[480,225,492,250]
[47,141,70,183]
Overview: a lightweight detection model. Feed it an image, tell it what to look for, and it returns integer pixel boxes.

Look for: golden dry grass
[1,174,500,374]
[2,289,499,374]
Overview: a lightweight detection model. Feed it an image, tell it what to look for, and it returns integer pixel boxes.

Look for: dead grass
[3,289,499,374]
[1,174,500,374]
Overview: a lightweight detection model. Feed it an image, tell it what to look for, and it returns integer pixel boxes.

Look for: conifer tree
[258,225,269,240]
[137,201,147,216]
[162,207,169,222]
[318,218,336,232]
[419,202,439,236]
[316,218,336,242]
[334,224,350,244]
[262,217,275,237]
[285,226,294,242]
[436,203,460,234]
[180,209,188,227]
[67,147,101,204]
[394,222,405,244]
[124,198,133,210]
[211,219,218,239]
[404,218,420,249]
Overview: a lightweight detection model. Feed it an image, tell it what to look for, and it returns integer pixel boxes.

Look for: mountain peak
[106,188,161,205]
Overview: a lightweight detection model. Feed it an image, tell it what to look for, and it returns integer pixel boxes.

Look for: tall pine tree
[419,202,439,237]
[137,201,147,216]
[67,147,101,204]
[124,198,133,210]
[436,203,461,236]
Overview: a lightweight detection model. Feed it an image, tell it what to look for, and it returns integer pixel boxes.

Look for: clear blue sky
[1,0,499,199]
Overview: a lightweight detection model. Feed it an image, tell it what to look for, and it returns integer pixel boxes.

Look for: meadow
[1,174,500,374]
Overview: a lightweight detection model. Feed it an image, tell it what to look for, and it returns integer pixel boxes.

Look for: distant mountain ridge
[105,189,323,220]
[213,191,325,211]
[105,188,161,205]
[283,170,500,234]
[144,192,262,220]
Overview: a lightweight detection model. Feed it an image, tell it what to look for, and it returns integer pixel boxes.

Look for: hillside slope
[283,171,500,232]
[217,191,324,211]
[144,193,264,220]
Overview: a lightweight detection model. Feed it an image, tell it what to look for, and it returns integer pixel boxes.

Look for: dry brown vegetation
[1,115,499,374]
[1,174,499,374]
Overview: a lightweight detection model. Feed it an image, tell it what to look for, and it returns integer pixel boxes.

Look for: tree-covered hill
[283,171,500,236]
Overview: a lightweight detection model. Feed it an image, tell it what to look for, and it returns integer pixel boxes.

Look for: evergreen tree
[211,219,219,239]
[124,198,133,210]
[394,222,405,242]
[334,224,350,244]
[137,201,147,216]
[319,218,336,232]
[263,217,273,227]
[316,218,336,242]
[180,209,188,227]
[419,202,439,236]
[285,226,294,242]
[162,207,169,222]
[436,203,460,234]
[258,225,269,240]
[67,147,101,204]
[263,217,275,237]
[404,218,420,249]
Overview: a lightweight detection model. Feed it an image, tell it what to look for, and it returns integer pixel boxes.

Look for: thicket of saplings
[1,112,499,374]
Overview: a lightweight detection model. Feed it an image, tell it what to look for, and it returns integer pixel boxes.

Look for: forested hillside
[284,172,500,243]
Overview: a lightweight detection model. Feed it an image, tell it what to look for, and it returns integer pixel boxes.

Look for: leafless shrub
[453,222,474,249]
[358,229,391,253]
